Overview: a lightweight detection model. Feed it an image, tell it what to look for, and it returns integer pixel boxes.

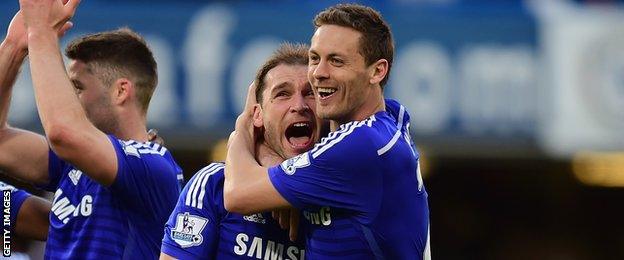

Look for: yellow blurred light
[572,151,624,187]
[418,148,431,180]
[209,138,229,163]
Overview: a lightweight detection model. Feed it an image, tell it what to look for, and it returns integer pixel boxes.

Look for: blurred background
[1,0,624,259]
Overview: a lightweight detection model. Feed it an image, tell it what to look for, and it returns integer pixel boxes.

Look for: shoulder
[111,136,170,158]
[185,163,225,190]
[110,135,181,174]
[308,116,380,160]
[181,163,225,210]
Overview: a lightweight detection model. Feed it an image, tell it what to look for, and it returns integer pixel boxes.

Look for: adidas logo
[243,213,266,224]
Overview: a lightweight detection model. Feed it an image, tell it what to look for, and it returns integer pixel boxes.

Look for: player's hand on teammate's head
[18,0,80,34]
[234,81,260,143]
[147,129,164,146]
[243,81,258,113]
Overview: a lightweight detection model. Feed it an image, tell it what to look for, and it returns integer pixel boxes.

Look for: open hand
[18,0,80,34]
[4,10,72,53]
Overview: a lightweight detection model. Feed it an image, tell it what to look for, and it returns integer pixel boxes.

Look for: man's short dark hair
[314,3,394,88]
[65,28,158,113]
[254,42,309,104]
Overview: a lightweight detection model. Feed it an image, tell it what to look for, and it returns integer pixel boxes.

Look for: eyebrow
[71,79,83,88]
[269,82,291,96]
[309,49,344,59]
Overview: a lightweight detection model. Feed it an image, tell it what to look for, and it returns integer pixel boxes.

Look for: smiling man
[160,43,316,260]
[225,4,431,259]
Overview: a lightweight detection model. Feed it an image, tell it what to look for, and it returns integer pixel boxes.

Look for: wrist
[27,28,58,44]
[0,40,28,59]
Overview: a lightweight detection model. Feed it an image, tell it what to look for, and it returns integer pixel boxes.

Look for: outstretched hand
[4,10,73,53]
[18,0,80,34]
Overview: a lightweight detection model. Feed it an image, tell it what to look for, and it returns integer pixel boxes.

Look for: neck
[114,109,148,142]
[255,140,283,168]
[330,89,385,131]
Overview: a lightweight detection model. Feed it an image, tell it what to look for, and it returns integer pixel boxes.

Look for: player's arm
[22,0,120,186]
[228,100,380,218]
[0,12,61,186]
[15,194,51,241]
[224,130,290,215]
[223,83,291,215]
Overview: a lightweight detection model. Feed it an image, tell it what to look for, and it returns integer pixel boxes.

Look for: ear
[369,59,389,86]
[252,104,264,128]
[112,78,133,106]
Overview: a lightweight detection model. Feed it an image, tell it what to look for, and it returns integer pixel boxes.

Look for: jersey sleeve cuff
[39,149,63,191]
[9,189,31,230]
[268,166,305,209]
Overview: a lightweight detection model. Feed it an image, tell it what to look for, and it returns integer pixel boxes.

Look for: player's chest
[50,168,115,225]
[221,213,305,260]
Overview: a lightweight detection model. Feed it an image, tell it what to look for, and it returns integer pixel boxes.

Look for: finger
[147,128,158,139]
[64,0,82,17]
[57,21,73,38]
[289,209,299,241]
[226,131,237,149]
[279,210,289,230]
[243,81,258,112]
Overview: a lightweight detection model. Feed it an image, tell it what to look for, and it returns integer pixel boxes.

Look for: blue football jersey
[0,181,31,232]
[161,163,305,260]
[268,99,431,259]
[43,135,183,259]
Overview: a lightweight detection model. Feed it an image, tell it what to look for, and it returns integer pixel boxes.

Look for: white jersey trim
[311,116,376,159]
[423,223,431,260]
[184,163,224,209]
[122,140,168,156]
[377,105,405,156]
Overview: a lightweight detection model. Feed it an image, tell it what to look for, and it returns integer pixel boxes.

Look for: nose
[312,59,329,81]
[290,93,310,114]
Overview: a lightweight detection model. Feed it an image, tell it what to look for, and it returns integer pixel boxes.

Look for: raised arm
[0,11,62,186]
[20,0,120,186]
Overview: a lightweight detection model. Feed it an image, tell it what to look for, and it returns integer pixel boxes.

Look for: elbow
[46,124,77,156]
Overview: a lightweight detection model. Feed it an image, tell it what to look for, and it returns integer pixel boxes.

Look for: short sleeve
[41,149,69,191]
[0,182,31,232]
[268,123,383,215]
[161,164,224,259]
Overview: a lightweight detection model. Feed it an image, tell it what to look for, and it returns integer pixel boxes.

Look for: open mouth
[317,87,337,99]
[285,121,314,149]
